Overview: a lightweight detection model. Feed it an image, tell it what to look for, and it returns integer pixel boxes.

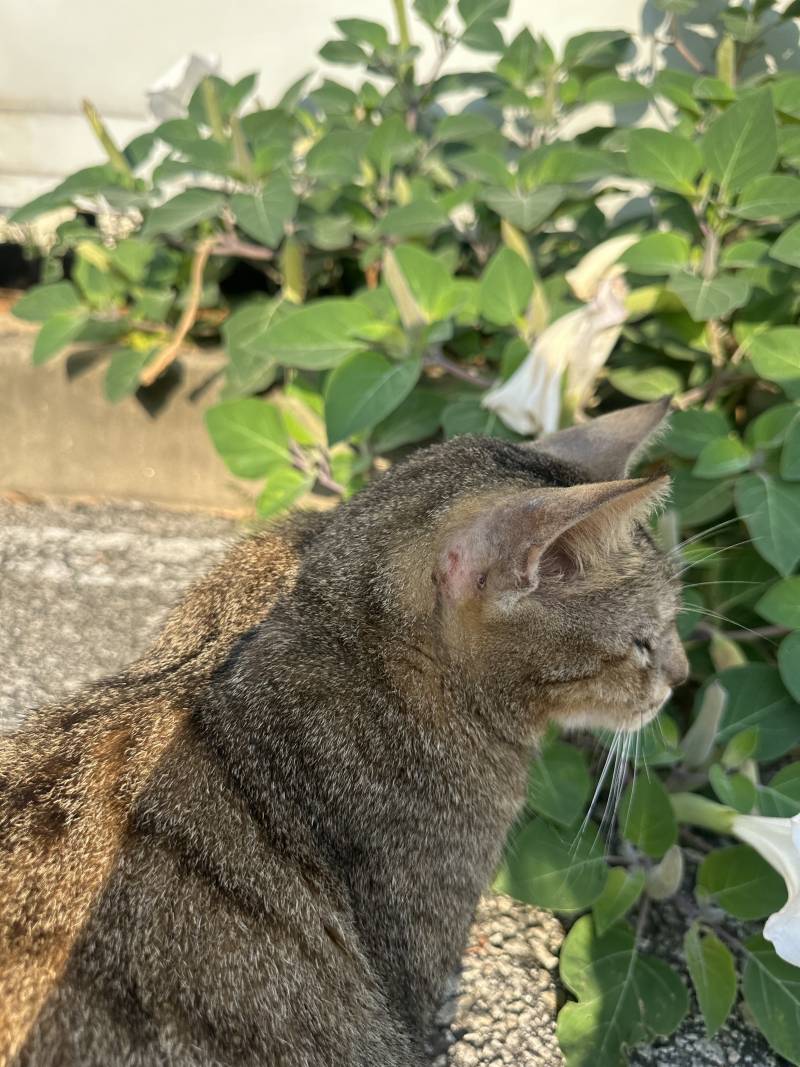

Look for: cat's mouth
[626,686,672,730]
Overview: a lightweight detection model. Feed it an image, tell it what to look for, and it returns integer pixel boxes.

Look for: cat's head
[345,398,687,740]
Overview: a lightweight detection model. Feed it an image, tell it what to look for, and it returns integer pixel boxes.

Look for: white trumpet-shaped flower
[482,269,628,436]
[147,54,221,121]
[732,812,800,967]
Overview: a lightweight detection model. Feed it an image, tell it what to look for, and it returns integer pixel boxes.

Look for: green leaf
[563,29,632,70]
[244,299,372,370]
[366,115,418,174]
[626,129,701,194]
[221,299,285,398]
[779,631,800,702]
[619,233,691,276]
[483,184,564,231]
[325,352,421,445]
[370,390,445,453]
[770,222,800,268]
[466,22,506,54]
[664,409,731,459]
[109,239,155,284]
[670,469,734,525]
[747,404,798,451]
[205,398,291,478]
[558,916,688,1067]
[526,738,591,828]
[757,577,800,628]
[497,28,539,86]
[715,663,800,760]
[592,868,645,937]
[13,282,81,323]
[414,0,447,26]
[608,366,682,401]
[697,844,787,920]
[319,39,367,65]
[668,272,750,322]
[141,188,224,237]
[708,763,757,813]
[389,245,458,323]
[735,175,800,220]
[743,936,800,1066]
[377,199,449,238]
[479,248,533,327]
[721,238,769,268]
[497,819,607,912]
[619,776,677,858]
[335,17,389,49]
[31,309,90,365]
[693,435,752,479]
[758,763,800,817]
[583,74,650,105]
[736,472,800,575]
[721,727,760,770]
[231,174,297,249]
[441,396,519,440]
[702,88,778,196]
[782,414,800,479]
[257,465,313,517]
[104,347,153,403]
[749,328,800,383]
[684,927,737,1038]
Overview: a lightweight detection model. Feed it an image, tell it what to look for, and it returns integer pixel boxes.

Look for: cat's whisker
[681,580,763,590]
[669,513,747,555]
[574,731,620,850]
[675,538,756,577]
[682,604,781,646]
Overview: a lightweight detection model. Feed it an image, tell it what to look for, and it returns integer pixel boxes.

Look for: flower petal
[764,897,800,967]
[565,234,638,301]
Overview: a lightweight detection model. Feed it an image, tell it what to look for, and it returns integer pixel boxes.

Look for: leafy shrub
[10,0,800,1062]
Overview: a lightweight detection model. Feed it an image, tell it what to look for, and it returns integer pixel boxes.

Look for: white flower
[733,813,800,967]
[482,269,628,436]
[564,233,638,301]
[147,53,221,121]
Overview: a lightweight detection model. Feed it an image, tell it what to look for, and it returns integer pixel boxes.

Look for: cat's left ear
[533,397,671,480]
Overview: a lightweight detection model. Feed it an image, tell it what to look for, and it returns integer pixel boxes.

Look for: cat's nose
[661,629,689,689]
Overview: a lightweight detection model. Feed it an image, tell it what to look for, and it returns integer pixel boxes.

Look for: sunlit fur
[0,420,686,1067]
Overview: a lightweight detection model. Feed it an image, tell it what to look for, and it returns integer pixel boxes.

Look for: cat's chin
[559,687,672,735]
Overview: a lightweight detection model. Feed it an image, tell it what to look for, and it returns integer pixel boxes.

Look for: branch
[140,237,215,387]
[670,16,705,73]
[424,350,494,388]
[212,233,274,261]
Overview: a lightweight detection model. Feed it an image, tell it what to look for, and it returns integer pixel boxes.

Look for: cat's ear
[436,475,669,601]
[533,398,671,480]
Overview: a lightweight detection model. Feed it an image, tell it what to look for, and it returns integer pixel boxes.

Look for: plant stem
[424,350,494,389]
[670,792,736,834]
[81,100,133,180]
[392,0,412,52]
[202,78,226,143]
[140,237,215,387]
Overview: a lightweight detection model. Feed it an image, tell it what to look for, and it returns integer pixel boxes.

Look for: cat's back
[0,511,326,1064]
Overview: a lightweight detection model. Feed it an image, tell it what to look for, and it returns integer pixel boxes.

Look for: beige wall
[0,0,644,207]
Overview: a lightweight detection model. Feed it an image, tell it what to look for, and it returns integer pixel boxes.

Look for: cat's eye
[633,637,653,657]
[476,574,487,590]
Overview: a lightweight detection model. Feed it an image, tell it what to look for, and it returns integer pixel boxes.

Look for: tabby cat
[0,399,688,1067]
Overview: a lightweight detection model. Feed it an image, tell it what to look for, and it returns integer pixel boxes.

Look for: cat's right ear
[533,398,671,480]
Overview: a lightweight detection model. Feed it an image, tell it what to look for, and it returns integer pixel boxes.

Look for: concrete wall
[1,0,644,207]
